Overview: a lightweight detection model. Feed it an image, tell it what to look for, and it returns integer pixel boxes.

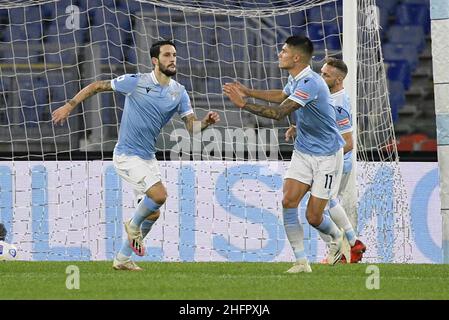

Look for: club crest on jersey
[294,90,309,100]
[170,91,179,101]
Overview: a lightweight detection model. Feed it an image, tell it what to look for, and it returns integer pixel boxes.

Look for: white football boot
[286,260,312,273]
[113,258,143,271]
[327,231,345,265]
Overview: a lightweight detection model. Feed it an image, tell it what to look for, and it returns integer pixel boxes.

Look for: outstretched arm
[242,99,300,121]
[182,111,220,135]
[223,81,287,103]
[224,85,301,121]
[52,80,113,125]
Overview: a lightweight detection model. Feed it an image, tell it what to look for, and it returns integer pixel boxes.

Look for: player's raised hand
[203,111,220,125]
[51,103,72,126]
[285,125,296,142]
[231,81,249,98]
[223,85,246,108]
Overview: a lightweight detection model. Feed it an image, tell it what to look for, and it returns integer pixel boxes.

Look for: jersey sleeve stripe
[288,96,306,107]
[337,118,350,126]
[294,90,310,99]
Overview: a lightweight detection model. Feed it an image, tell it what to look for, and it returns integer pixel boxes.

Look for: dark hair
[285,35,314,58]
[325,57,348,76]
[150,40,176,59]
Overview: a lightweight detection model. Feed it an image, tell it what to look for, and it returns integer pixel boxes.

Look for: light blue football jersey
[111,72,193,159]
[332,89,353,174]
[283,66,345,156]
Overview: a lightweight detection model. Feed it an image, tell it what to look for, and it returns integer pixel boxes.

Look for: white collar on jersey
[331,88,346,98]
[150,71,159,85]
[150,71,173,87]
[293,65,312,81]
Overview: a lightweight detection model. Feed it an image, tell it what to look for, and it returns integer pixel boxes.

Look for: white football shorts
[113,153,162,198]
[337,171,350,198]
[284,148,344,200]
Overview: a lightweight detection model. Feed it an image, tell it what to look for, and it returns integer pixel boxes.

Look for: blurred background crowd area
[0,0,435,156]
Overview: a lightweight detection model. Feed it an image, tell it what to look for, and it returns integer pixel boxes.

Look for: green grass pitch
[1,261,449,299]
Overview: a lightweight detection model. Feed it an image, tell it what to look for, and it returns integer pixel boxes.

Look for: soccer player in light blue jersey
[286,58,366,263]
[52,40,220,271]
[223,36,348,273]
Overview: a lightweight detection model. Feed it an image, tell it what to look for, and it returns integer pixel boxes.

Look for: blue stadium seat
[275,11,307,28]
[307,2,341,23]
[90,25,107,42]
[117,0,142,14]
[262,44,279,62]
[100,93,113,124]
[124,47,137,64]
[289,25,307,38]
[176,74,192,92]
[382,43,419,71]
[376,3,394,40]
[307,23,324,42]
[105,27,125,46]
[101,43,124,64]
[8,8,25,25]
[4,25,27,42]
[44,23,85,44]
[401,0,430,5]
[307,23,341,51]
[33,77,52,122]
[395,3,430,34]
[45,47,77,66]
[26,21,43,41]
[387,25,425,53]
[0,43,41,64]
[49,86,67,104]
[215,28,245,62]
[157,25,173,41]
[175,44,189,61]
[17,75,39,125]
[376,0,400,15]
[388,80,406,123]
[91,7,131,33]
[385,59,411,90]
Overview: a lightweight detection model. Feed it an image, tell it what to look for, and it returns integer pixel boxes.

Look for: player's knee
[282,197,299,209]
[306,211,321,227]
[151,192,167,205]
[146,184,168,205]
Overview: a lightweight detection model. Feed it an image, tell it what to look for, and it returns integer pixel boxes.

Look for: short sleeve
[111,74,139,95]
[178,90,194,118]
[282,82,291,96]
[336,106,352,134]
[288,78,319,106]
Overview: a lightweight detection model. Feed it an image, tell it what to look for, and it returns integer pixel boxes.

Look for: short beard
[159,63,176,77]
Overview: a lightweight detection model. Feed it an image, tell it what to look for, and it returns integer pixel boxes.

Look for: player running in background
[223,35,348,273]
[285,57,366,263]
[52,40,220,271]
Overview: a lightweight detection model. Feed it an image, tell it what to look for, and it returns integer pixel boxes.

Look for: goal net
[0,0,412,262]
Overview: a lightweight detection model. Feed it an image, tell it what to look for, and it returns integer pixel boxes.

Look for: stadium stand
[0,0,435,153]
[378,0,435,151]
